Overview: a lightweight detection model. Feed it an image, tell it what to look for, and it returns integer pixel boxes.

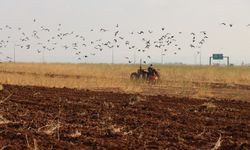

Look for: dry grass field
[0,63,250,101]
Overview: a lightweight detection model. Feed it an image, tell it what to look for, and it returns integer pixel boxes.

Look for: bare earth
[0,84,249,149]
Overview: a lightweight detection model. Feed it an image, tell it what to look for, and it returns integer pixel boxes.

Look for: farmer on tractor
[147,64,154,76]
[130,60,160,83]
[147,64,160,82]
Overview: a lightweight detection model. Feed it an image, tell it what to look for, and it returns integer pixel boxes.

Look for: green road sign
[213,54,224,60]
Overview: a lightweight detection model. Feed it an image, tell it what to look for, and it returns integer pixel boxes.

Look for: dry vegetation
[0,63,250,101]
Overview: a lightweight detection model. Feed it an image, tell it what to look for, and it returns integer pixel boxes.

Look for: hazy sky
[0,0,250,65]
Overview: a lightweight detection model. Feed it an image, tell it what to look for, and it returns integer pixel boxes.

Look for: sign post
[212,54,224,60]
[209,54,230,66]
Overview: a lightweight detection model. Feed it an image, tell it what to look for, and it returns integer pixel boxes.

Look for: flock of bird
[0,20,250,64]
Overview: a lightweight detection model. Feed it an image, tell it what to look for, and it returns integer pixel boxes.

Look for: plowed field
[0,84,249,149]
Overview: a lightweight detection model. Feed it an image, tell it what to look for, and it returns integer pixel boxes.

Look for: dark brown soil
[0,84,249,150]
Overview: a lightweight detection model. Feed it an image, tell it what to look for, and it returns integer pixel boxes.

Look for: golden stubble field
[0,63,250,101]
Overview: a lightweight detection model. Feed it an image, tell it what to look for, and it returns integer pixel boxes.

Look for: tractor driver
[148,64,154,76]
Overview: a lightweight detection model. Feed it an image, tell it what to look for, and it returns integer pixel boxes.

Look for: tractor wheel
[130,72,138,80]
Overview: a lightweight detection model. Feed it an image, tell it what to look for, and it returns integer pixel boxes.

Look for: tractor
[130,63,160,83]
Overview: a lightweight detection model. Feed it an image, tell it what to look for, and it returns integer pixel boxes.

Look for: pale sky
[0,0,250,65]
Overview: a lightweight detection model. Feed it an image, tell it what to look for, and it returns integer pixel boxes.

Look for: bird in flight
[114,31,119,37]
[138,31,144,34]
[191,32,195,36]
[190,44,195,48]
[100,28,108,32]
[200,31,206,35]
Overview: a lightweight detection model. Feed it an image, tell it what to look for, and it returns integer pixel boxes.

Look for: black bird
[63,45,69,49]
[41,26,50,32]
[100,28,108,32]
[138,31,144,34]
[6,56,12,60]
[26,45,31,49]
[200,31,206,35]
[115,31,119,37]
[5,25,12,29]
[229,24,233,27]
[125,41,130,45]
[221,23,226,25]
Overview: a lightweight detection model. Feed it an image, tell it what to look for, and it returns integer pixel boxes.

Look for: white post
[133,50,136,64]
[199,48,202,66]
[112,48,114,64]
[14,45,16,63]
[42,48,45,63]
[161,50,163,64]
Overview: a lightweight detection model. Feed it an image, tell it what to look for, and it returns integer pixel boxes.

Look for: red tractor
[130,64,160,83]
